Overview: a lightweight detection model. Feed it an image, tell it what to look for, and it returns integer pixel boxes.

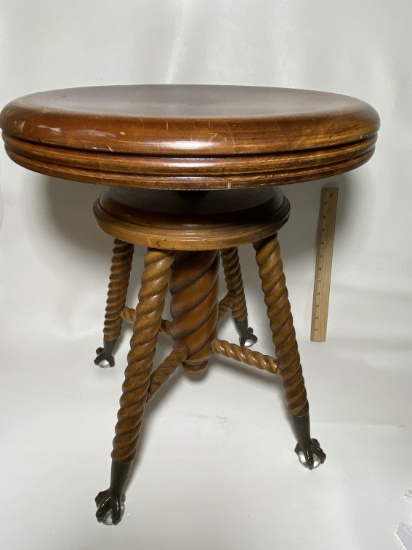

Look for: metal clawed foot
[95,489,125,525]
[292,414,326,470]
[94,339,116,368]
[96,461,132,525]
[236,319,258,347]
[295,438,326,470]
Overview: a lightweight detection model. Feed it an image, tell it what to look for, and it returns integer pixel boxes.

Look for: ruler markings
[310,187,339,342]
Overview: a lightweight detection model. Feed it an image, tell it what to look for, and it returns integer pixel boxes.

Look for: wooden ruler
[310,187,339,342]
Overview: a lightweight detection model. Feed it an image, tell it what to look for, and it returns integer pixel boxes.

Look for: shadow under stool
[0,85,380,525]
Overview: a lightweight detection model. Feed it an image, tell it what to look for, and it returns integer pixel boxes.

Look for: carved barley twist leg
[170,251,219,375]
[253,235,325,470]
[220,247,257,347]
[96,249,173,525]
[95,239,134,367]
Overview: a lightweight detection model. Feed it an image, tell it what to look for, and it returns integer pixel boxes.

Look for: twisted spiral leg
[220,248,248,322]
[96,248,172,525]
[253,236,307,416]
[217,292,237,321]
[95,239,134,368]
[170,251,219,375]
[253,235,325,469]
[112,248,172,463]
[220,247,257,347]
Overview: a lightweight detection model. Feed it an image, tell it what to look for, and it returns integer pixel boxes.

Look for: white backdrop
[1,2,411,549]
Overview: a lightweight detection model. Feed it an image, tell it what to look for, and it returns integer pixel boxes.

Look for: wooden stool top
[0,85,379,190]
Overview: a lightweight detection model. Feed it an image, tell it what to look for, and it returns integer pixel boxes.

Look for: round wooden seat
[0,85,379,189]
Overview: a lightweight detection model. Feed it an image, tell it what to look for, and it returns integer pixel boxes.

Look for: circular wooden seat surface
[0,85,379,190]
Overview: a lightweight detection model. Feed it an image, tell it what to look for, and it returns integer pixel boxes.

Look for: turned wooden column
[169,251,219,375]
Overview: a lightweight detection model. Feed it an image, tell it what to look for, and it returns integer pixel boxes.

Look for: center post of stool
[170,250,219,375]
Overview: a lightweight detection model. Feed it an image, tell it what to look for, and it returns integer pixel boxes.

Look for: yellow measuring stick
[310,187,339,342]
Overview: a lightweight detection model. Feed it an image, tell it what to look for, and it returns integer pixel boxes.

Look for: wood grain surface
[0,85,379,190]
[93,187,290,250]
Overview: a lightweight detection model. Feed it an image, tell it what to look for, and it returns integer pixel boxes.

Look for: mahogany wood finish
[0,84,379,526]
